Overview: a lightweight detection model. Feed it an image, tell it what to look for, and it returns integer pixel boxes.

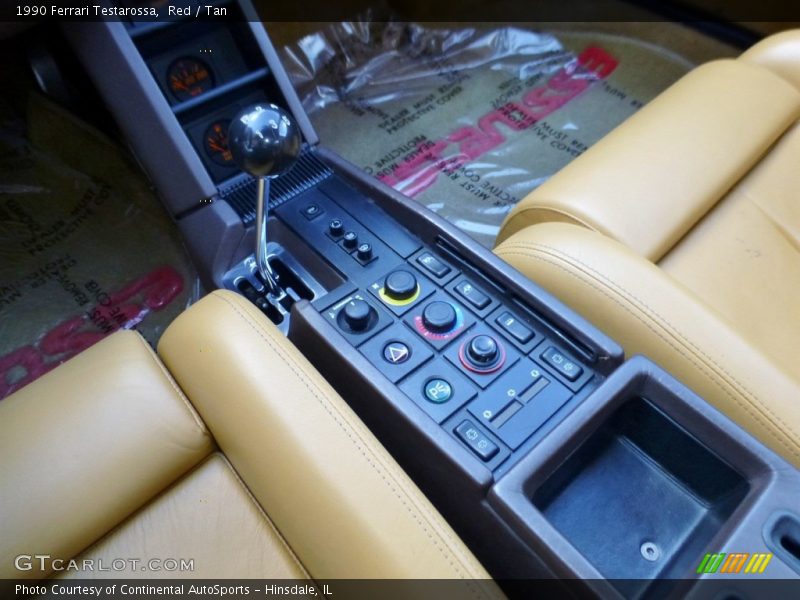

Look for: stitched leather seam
[497,244,800,462]
[505,205,597,237]
[132,332,210,434]
[216,454,311,579]
[212,294,485,587]
[209,293,488,590]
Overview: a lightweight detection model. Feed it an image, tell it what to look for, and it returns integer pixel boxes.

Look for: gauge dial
[203,119,234,167]
[167,57,214,102]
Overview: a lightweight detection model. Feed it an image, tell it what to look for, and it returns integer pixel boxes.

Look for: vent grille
[221,149,333,225]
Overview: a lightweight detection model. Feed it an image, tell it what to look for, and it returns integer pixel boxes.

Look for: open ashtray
[490,356,800,599]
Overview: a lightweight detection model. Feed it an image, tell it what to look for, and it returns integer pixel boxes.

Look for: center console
[66,4,800,596]
[276,174,615,477]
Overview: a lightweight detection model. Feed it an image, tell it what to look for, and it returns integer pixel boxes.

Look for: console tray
[491,356,800,598]
[532,397,748,586]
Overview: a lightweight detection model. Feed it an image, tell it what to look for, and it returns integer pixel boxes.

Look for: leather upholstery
[62,453,308,579]
[496,58,800,261]
[659,120,800,378]
[0,331,213,579]
[741,30,800,92]
[495,223,800,468]
[494,31,800,467]
[158,290,493,582]
[1,292,492,584]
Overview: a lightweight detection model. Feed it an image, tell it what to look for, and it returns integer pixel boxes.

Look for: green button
[424,378,452,403]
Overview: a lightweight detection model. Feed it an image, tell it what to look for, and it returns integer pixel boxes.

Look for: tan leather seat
[494,31,800,468]
[0,291,494,589]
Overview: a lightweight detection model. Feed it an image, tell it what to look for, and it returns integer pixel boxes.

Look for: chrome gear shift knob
[229,103,302,177]
[228,103,301,295]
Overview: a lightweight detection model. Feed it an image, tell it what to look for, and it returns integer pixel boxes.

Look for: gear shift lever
[228,103,301,296]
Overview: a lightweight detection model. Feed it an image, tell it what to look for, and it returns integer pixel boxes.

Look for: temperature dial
[459,334,506,374]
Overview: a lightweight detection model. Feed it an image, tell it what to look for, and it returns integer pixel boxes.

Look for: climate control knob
[459,333,505,374]
[467,335,499,365]
[384,270,418,301]
[422,301,457,333]
[341,298,373,332]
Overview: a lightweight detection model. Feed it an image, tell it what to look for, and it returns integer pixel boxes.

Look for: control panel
[275,176,602,474]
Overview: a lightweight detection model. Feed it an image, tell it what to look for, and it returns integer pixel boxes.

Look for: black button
[467,335,499,365]
[454,280,490,310]
[383,341,410,364]
[384,270,418,301]
[340,298,373,332]
[329,218,344,237]
[342,231,358,250]
[541,346,583,381]
[356,242,373,261]
[455,420,499,461]
[496,311,534,344]
[302,204,323,220]
[359,323,433,383]
[421,301,457,333]
[416,252,450,278]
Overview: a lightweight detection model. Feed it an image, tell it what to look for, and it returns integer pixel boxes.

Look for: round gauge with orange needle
[167,57,215,102]
[203,119,235,167]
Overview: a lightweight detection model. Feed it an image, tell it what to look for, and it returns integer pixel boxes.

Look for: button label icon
[424,378,453,403]
[383,343,410,364]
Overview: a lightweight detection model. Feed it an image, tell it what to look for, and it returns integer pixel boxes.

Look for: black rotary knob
[384,270,418,301]
[343,231,358,250]
[467,335,499,365]
[342,298,372,331]
[329,218,344,237]
[422,301,457,333]
[357,242,373,261]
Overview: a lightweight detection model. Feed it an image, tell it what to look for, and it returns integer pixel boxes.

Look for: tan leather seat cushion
[0,331,213,579]
[60,453,308,579]
[659,121,800,377]
[494,32,800,467]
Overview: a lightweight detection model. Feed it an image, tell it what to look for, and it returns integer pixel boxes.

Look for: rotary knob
[357,242,373,261]
[421,301,457,333]
[329,219,344,237]
[460,333,505,374]
[343,231,358,250]
[384,270,418,301]
[467,335,499,365]
[341,298,373,332]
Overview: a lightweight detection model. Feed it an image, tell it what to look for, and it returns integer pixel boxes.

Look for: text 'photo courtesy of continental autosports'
[1,1,799,599]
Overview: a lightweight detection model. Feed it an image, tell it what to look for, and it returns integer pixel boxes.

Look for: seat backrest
[496,31,800,262]
[0,331,213,579]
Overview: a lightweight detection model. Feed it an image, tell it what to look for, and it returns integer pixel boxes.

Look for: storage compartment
[489,357,800,598]
[532,397,749,595]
